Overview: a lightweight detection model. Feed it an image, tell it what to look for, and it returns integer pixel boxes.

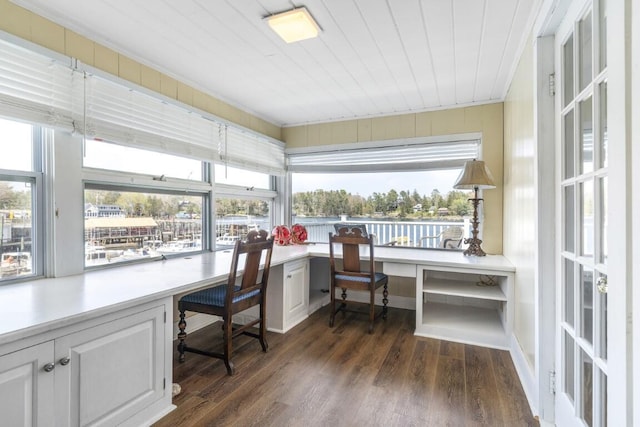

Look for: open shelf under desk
[309,290,330,313]
[416,301,508,349]
[423,278,507,301]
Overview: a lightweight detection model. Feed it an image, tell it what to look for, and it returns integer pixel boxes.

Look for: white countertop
[0,243,512,345]
[309,243,516,272]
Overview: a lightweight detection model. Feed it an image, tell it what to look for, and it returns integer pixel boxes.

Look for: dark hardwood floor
[154,305,538,427]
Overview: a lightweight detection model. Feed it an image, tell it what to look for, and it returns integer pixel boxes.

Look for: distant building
[85,217,159,247]
[412,203,422,212]
[84,204,126,218]
[437,207,450,216]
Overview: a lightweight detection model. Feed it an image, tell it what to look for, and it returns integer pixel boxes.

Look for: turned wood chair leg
[177,309,187,363]
[382,283,389,320]
[341,288,347,317]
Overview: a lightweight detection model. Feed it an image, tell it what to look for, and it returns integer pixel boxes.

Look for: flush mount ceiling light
[266,7,321,43]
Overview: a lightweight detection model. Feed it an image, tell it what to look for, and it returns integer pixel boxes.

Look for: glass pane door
[557,0,608,425]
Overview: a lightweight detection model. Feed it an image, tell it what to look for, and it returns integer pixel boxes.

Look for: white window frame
[0,121,46,283]
[285,133,482,227]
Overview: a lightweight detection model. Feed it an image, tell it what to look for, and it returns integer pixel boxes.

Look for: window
[0,118,43,281]
[83,139,211,268]
[214,165,270,189]
[84,139,202,181]
[84,187,205,266]
[288,137,479,249]
[214,165,275,250]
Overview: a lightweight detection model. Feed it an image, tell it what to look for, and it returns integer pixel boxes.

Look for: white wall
[503,35,536,372]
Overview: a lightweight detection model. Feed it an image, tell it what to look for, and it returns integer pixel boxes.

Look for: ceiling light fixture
[266,7,321,43]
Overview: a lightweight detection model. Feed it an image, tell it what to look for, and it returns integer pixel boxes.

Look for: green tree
[0,183,20,210]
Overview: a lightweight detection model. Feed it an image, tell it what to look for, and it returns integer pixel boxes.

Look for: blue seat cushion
[335,272,388,284]
[180,285,261,307]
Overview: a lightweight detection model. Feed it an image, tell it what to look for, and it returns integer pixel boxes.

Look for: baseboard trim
[510,334,539,418]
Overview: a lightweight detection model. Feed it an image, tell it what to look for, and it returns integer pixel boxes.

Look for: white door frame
[534,0,632,424]
[607,0,633,425]
[632,1,640,422]
[533,33,556,424]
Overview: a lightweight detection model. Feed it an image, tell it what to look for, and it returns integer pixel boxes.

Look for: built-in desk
[0,245,309,427]
[0,244,514,426]
[308,244,515,349]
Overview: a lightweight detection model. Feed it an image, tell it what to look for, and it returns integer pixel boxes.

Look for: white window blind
[0,38,75,131]
[82,74,219,162]
[287,138,480,172]
[220,126,286,175]
[83,74,285,173]
[0,36,285,174]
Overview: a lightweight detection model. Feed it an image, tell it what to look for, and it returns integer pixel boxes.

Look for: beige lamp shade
[453,159,496,190]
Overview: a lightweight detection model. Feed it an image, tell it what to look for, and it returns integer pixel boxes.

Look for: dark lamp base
[462,237,486,257]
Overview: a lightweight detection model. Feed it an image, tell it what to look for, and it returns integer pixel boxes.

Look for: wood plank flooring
[154,306,538,427]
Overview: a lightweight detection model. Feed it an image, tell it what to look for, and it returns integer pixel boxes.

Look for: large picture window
[288,137,480,249]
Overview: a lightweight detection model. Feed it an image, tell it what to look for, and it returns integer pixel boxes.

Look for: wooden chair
[329,227,388,333]
[177,229,273,375]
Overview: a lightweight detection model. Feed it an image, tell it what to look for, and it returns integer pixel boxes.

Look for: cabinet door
[283,260,309,328]
[55,305,166,427]
[0,341,55,427]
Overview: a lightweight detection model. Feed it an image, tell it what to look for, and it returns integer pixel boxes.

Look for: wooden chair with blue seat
[329,226,389,333]
[177,229,273,375]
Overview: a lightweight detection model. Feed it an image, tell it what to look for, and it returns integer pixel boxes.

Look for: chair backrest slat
[329,227,376,277]
[227,230,273,306]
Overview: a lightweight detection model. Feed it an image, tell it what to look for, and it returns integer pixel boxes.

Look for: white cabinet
[283,259,309,329]
[0,341,55,426]
[267,259,309,333]
[415,265,514,349]
[0,298,173,427]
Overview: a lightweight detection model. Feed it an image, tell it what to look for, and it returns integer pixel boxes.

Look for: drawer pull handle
[59,357,71,366]
[43,363,55,372]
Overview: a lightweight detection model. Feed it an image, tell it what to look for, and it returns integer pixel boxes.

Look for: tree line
[85,189,269,219]
[292,188,474,218]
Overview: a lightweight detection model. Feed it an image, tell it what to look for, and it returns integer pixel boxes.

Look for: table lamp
[453,159,496,256]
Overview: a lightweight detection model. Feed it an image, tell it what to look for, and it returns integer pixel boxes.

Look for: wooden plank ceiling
[12,0,539,127]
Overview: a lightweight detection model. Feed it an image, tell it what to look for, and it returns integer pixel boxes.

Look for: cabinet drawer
[383,262,416,278]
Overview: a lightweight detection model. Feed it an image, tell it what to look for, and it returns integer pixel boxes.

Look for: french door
[555,0,608,425]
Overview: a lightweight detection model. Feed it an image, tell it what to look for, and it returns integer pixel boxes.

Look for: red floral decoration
[290,223,308,244]
[271,225,291,246]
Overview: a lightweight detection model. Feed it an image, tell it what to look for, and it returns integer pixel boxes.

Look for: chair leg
[340,288,348,317]
[222,317,235,376]
[259,302,268,352]
[382,282,389,320]
[368,288,375,334]
[329,284,336,327]
[177,309,187,363]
